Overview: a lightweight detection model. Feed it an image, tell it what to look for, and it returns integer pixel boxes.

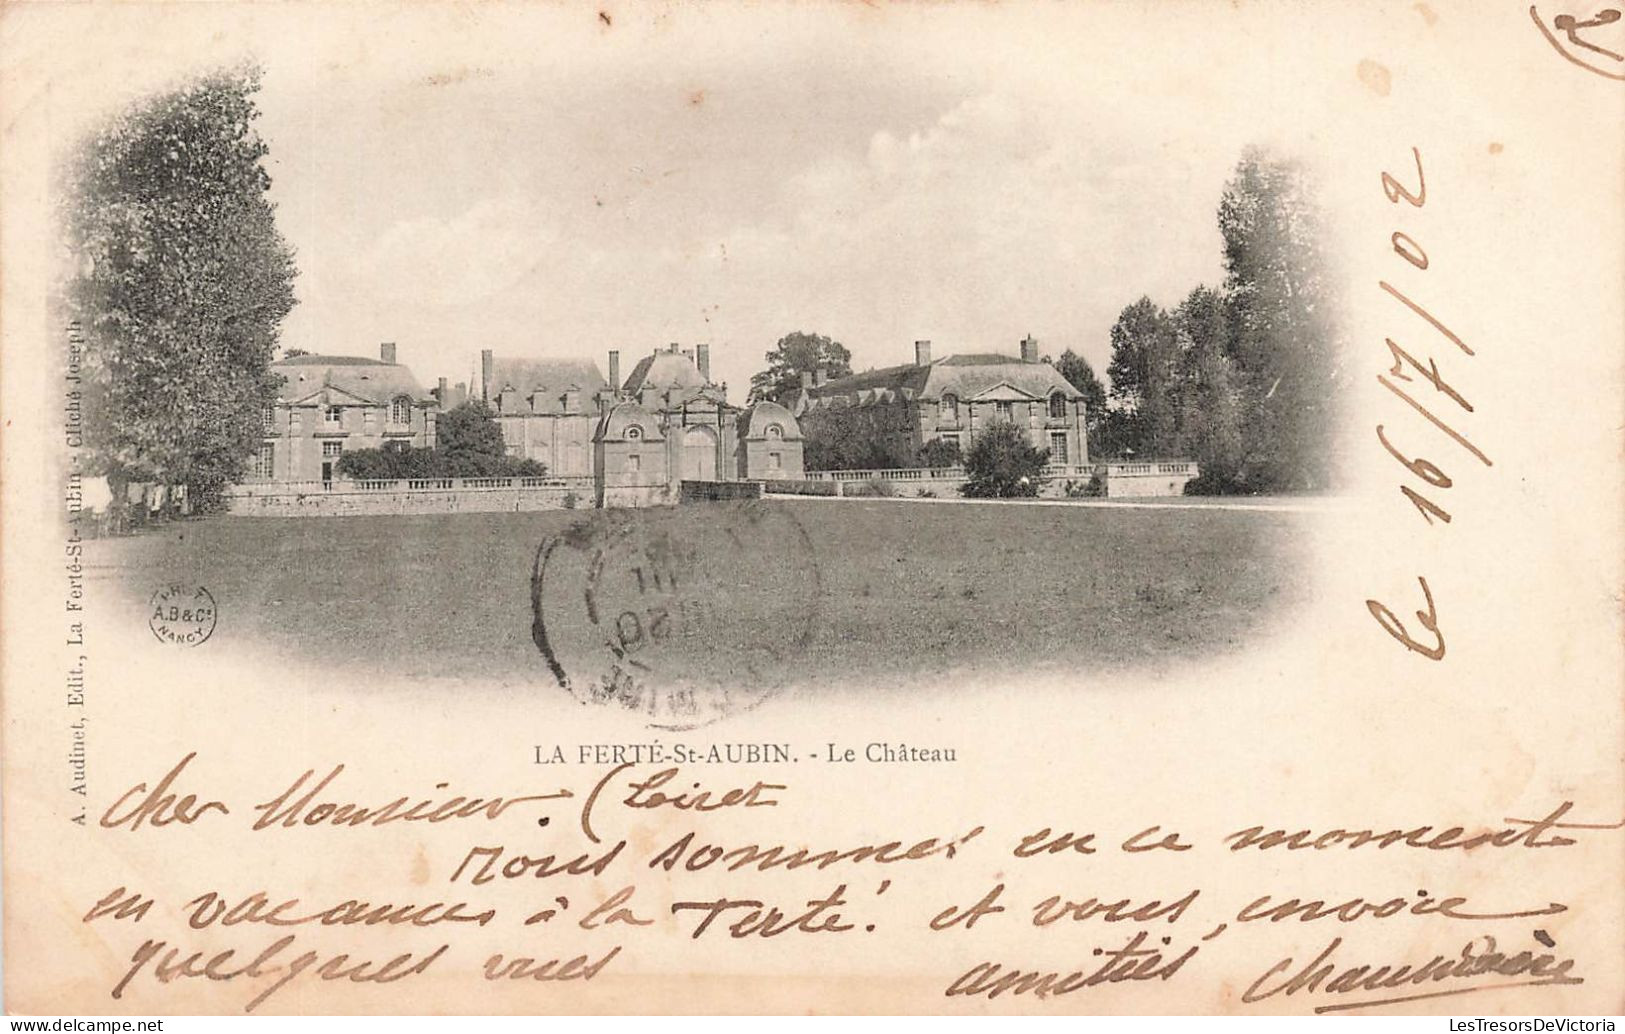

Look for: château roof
[738,401,802,440]
[805,352,1081,408]
[621,350,709,394]
[597,401,666,442]
[488,358,606,398]
[271,355,435,406]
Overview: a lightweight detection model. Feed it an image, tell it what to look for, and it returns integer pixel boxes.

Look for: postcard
[2,0,1621,1016]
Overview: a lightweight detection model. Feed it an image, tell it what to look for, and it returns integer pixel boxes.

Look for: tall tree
[747,331,853,404]
[1170,285,1245,492]
[62,65,297,513]
[1218,148,1342,491]
[1052,348,1108,459]
[1104,297,1181,458]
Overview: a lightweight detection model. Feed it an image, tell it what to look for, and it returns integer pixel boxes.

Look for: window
[252,443,274,479]
[261,405,276,433]
[941,394,959,422]
[1049,393,1067,419]
[324,406,342,426]
[391,396,411,425]
[289,411,303,435]
[626,454,641,473]
[626,425,642,441]
[364,409,377,433]
[996,401,1013,421]
[766,424,783,439]
[322,442,342,459]
[1050,432,1068,464]
[769,451,782,470]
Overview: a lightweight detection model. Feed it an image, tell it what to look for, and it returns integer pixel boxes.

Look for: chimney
[481,349,494,402]
[668,342,680,354]
[813,368,827,387]
[380,342,397,364]
[914,339,932,367]
[1020,335,1039,363]
[696,343,711,382]
[608,350,621,394]
[437,376,448,404]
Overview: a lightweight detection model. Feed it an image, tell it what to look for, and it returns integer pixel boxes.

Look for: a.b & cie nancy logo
[147,584,218,647]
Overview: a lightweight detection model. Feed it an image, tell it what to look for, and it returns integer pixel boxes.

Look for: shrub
[917,438,962,469]
[334,445,546,480]
[961,423,1049,498]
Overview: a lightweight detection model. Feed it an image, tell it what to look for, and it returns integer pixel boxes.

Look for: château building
[255,343,438,483]
[785,336,1089,470]
[484,342,804,500]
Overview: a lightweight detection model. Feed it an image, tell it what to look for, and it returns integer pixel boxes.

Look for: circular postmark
[148,584,217,647]
[530,500,821,730]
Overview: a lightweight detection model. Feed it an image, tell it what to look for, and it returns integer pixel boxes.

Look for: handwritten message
[82,754,1619,1014]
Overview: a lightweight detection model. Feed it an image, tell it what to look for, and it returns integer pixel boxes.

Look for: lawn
[89,498,1309,694]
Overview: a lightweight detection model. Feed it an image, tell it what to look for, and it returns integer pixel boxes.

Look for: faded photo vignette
[49,36,1344,719]
[3,0,1624,1020]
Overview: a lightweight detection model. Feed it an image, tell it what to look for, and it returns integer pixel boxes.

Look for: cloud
[352,194,562,305]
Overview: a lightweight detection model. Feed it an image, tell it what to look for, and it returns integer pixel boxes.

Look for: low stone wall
[1100,461,1199,498]
[839,475,964,498]
[679,480,764,503]
[807,464,1098,500]
[224,478,594,517]
[601,483,678,509]
[758,479,839,497]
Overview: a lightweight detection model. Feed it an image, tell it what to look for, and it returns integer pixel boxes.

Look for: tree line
[754,150,1343,495]
[1078,148,1344,494]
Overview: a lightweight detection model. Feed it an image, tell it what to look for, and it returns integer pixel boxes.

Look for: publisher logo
[147,584,217,647]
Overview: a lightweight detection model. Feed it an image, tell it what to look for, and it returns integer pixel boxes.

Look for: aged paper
[2,0,1622,1017]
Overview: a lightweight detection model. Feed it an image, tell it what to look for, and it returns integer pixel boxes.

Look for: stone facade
[480,351,608,478]
[253,343,438,483]
[477,343,806,505]
[250,342,800,507]
[786,336,1089,470]
[736,401,805,480]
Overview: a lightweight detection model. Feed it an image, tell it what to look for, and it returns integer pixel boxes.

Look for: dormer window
[626,425,643,441]
[391,396,412,425]
[1049,393,1067,419]
[766,424,784,439]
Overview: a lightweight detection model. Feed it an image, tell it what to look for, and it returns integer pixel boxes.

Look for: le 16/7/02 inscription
[81,753,1620,1014]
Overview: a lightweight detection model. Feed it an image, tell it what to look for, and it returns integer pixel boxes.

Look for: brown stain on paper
[1357,59,1392,96]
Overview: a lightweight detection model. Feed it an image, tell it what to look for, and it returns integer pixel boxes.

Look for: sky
[244,4,1333,400]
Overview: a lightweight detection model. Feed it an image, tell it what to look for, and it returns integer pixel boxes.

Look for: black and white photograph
[56,16,1347,715]
[4,0,1622,1021]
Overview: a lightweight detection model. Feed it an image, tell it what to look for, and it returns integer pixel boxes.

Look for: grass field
[91,498,1309,693]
